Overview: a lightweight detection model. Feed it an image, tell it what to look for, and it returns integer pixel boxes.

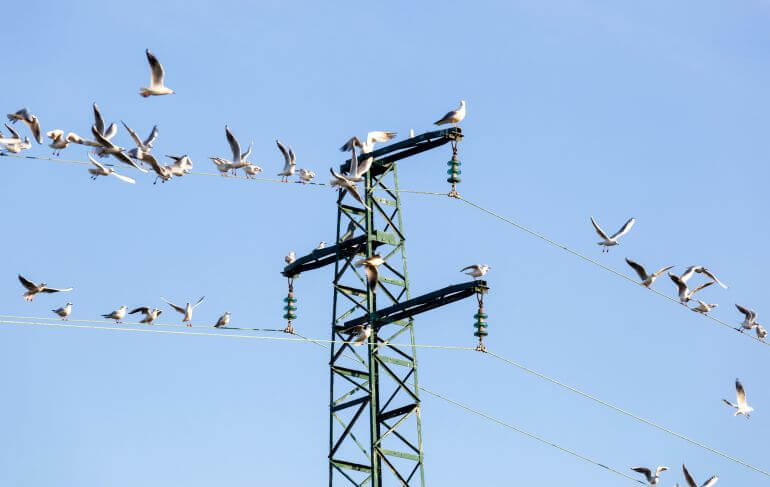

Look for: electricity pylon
[283,128,489,486]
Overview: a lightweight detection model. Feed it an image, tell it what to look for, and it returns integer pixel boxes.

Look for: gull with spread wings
[18,274,73,302]
[161,296,205,327]
[139,49,175,97]
[590,217,635,252]
[625,258,673,288]
[722,378,753,418]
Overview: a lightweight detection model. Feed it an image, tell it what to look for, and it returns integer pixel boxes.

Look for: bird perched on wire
[7,108,42,144]
[87,154,137,184]
[756,324,767,341]
[52,302,73,320]
[434,100,466,126]
[142,154,173,184]
[631,466,667,486]
[461,264,490,279]
[161,296,205,327]
[298,168,315,184]
[214,312,231,328]
[91,125,148,173]
[243,163,263,179]
[166,155,193,177]
[129,307,163,324]
[139,49,175,97]
[668,273,713,305]
[624,259,673,288]
[356,255,385,292]
[681,464,718,487]
[210,156,233,176]
[102,305,128,323]
[722,378,753,418]
[18,274,73,302]
[276,140,297,182]
[46,130,73,156]
[691,300,717,314]
[735,304,760,333]
[590,217,635,252]
[1,124,31,153]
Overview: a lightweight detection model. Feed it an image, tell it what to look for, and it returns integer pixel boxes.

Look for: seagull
[92,102,107,136]
[276,140,296,182]
[351,324,372,346]
[65,131,101,148]
[434,100,466,126]
[166,154,193,177]
[735,304,759,332]
[210,156,233,176]
[631,466,668,486]
[330,168,368,208]
[356,255,385,292]
[625,259,673,288]
[315,241,326,250]
[143,154,173,184]
[590,217,635,252]
[18,274,73,301]
[214,312,231,328]
[225,126,245,171]
[679,266,728,289]
[298,168,315,184]
[409,129,415,138]
[129,307,163,324]
[229,140,252,175]
[102,305,127,323]
[682,464,718,487]
[692,300,717,314]
[46,130,72,155]
[285,251,296,265]
[340,220,356,242]
[122,121,158,161]
[161,296,205,326]
[7,108,42,143]
[723,378,753,418]
[243,163,263,179]
[668,273,714,305]
[1,124,31,153]
[339,131,396,181]
[0,124,22,145]
[756,324,767,341]
[91,125,148,173]
[87,154,136,184]
[461,264,491,279]
[52,302,73,320]
[139,49,174,97]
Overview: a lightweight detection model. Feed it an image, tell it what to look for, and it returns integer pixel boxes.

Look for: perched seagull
[625,258,673,288]
[161,296,205,326]
[7,108,42,143]
[46,130,72,155]
[18,274,72,302]
[52,302,73,320]
[87,154,136,184]
[230,140,252,175]
[285,251,296,265]
[735,304,759,332]
[102,305,128,323]
[409,129,415,138]
[682,465,718,487]
[756,324,767,341]
[356,254,385,292]
[123,121,158,161]
[315,241,326,250]
[139,49,175,97]
[631,466,668,486]
[214,312,231,328]
[330,168,368,208]
[166,154,193,177]
[143,154,173,184]
[129,307,163,324]
[351,324,372,346]
[679,266,728,289]
[590,217,635,252]
[668,273,714,305]
[340,220,356,242]
[91,125,148,173]
[1,124,31,153]
[461,264,491,279]
[723,378,754,418]
[692,300,717,314]
[243,163,263,179]
[298,168,316,184]
[434,100,466,126]
[339,131,396,181]
[210,156,233,176]
[276,140,297,182]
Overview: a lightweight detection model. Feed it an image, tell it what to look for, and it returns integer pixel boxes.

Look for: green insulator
[283,304,297,312]
[474,330,489,338]
[474,312,488,320]
[446,159,462,167]
[447,175,461,184]
[447,167,462,176]
[283,312,297,320]
[283,297,297,303]
[474,321,488,328]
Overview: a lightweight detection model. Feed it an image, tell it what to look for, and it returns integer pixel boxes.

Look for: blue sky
[1,1,769,485]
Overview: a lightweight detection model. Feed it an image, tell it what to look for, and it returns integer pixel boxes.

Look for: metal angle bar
[284,235,384,277]
[333,379,370,407]
[330,398,370,458]
[377,355,414,369]
[331,460,373,473]
[379,369,415,414]
[376,360,420,404]
[332,366,370,380]
[333,395,370,413]
[405,463,420,483]
[378,448,420,462]
[377,449,410,487]
[379,420,421,455]
[378,406,417,446]
[378,403,418,423]
[331,463,362,487]
[333,412,370,460]
[371,198,405,242]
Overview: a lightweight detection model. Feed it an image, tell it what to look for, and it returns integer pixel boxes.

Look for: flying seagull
[18,274,73,302]
[214,312,231,328]
[102,305,127,323]
[46,130,72,156]
[682,464,718,487]
[735,304,759,332]
[356,255,385,292]
[668,273,714,305]
[91,125,148,173]
[339,131,396,181]
[679,266,728,289]
[139,49,175,97]
[276,140,296,182]
[351,324,372,346]
[590,217,635,252]
[161,296,205,326]
[143,154,173,184]
[52,302,73,320]
[631,466,668,486]
[692,300,717,314]
[434,100,466,126]
[461,264,490,279]
[87,154,137,184]
[722,378,753,418]
[166,154,193,177]
[7,108,42,144]
[123,121,159,162]
[129,307,163,324]
[330,168,368,209]
[1,124,31,153]
[756,324,767,341]
[625,259,673,288]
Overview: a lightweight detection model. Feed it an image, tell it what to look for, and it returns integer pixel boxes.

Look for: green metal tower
[283,128,488,486]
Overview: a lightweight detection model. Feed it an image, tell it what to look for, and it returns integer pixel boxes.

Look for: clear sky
[1,1,769,486]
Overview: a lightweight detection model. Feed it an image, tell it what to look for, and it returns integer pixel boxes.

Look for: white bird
[340,220,356,242]
[679,266,728,289]
[631,466,668,486]
[339,131,396,181]
[625,258,673,288]
[65,131,101,148]
[735,304,759,332]
[351,324,372,346]
[123,121,159,161]
[298,168,315,184]
[0,124,22,145]
[18,274,73,302]
[682,464,718,487]
[722,378,753,418]
[214,312,231,328]
[52,302,73,320]
[129,307,163,324]
[756,324,767,341]
[461,264,491,279]
[161,296,205,326]
[102,305,128,323]
[243,163,263,179]
[330,168,368,209]
[434,100,466,126]
[285,251,296,265]
[409,129,415,138]
[1,124,31,153]
[315,241,326,250]
[139,49,175,97]
[166,154,193,177]
[356,255,385,292]
[210,156,233,176]
[91,125,148,173]
[692,300,717,314]
[7,108,42,144]
[276,140,296,182]
[143,154,173,184]
[668,273,714,304]
[590,217,635,252]
[87,154,136,184]
[229,140,252,174]
[46,130,71,155]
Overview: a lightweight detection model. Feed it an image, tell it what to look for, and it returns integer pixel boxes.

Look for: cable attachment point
[473,291,488,352]
[283,278,297,334]
[447,140,461,198]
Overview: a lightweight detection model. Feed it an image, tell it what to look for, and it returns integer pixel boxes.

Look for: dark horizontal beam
[339,280,489,330]
[282,235,383,278]
[378,403,418,423]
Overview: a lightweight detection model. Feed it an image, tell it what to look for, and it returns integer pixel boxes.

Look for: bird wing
[735,379,747,408]
[146,49,165,86]
[276,140,292,170]
[624,258,648,281]
[735,304,755,321]
[4,123,20,139]
[192,296,206,308]
[88,154,107,172]
[29,117,42,144]
[41,287,73,293]
[143,154,166,176]
[700,268,727,289]
[590,217,610,241]
[91,125,116,149]
[363,264,379,291]
[434,108,457,125]
[122,121,144,148]
[610,217,635,240]
[92,103,105,135]
[690,281,714,297]
[144,125,159,147]
[161,297,186,314]
[682,465,698,487]
[346,183,368,209]
[109,171,137,184]
[339,136,362,152]
[366,131,396,145]
[651,265,675,278]
[680,265,699,282]
[46,129,64,140]
[241,141,253,161]
[112,150,149,173]
[18,274,37,291]
[631,467,652,480]
[722,398,737,408]
[225,126,241,164]
[349,147,359,177]
[668,273,687,295]
[656,466,668,475]
[129,307,150,314]
[103,122,118,141]
[289,147,296,165]
[460,265,479,272]
[700,476,718,487]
